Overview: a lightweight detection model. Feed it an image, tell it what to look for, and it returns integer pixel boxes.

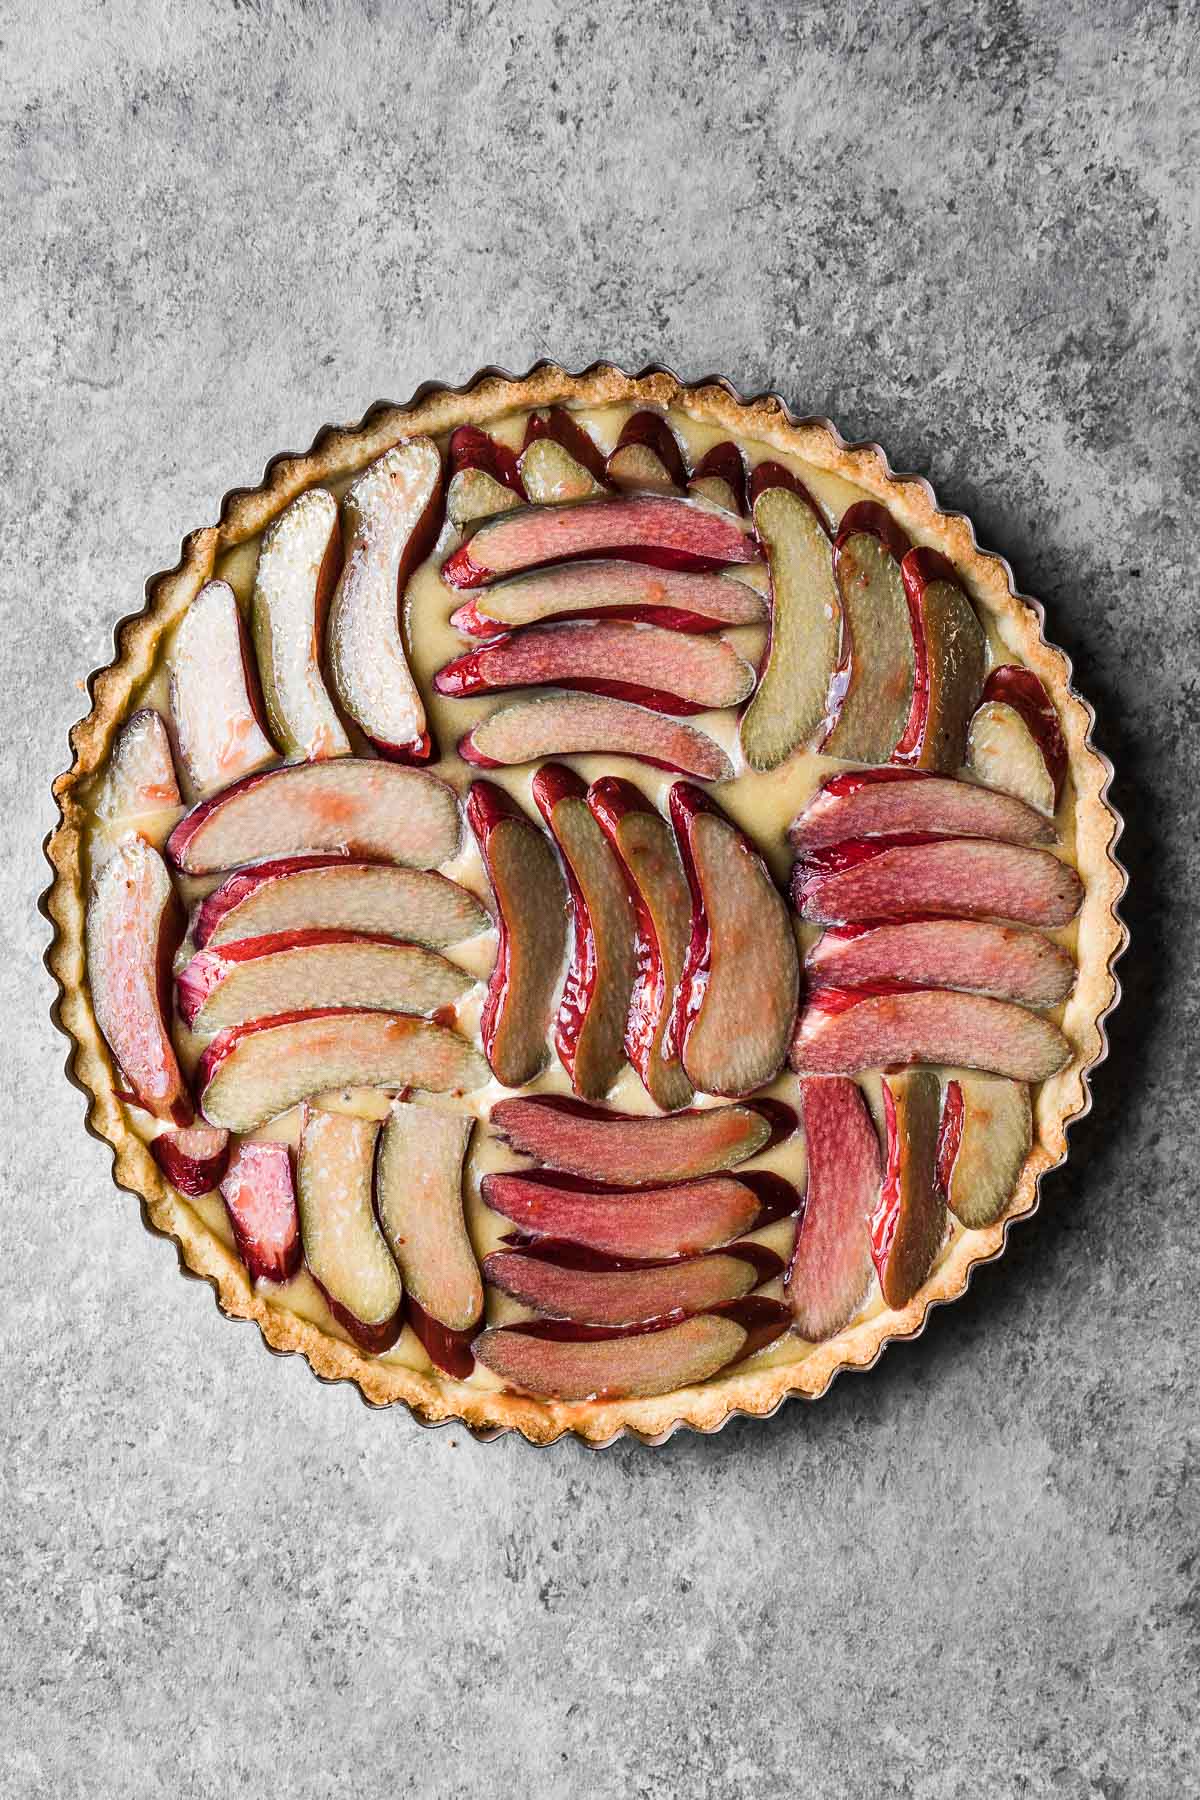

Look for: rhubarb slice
[687,442,747,516]
[483,1241,783,1327]
[219,1141,301,1283]
[872,1070,946,1310]
[466,781,567,1087]
[806,919,1075,1007]
[167,758,460,875]
[740,483,840,771]
[250,486,349,761]
[792,837,1083,927]
[823,503,915,762]
[194,857,490,951]
[297,1107,402,1353]
[449,561,767,637]
[588,776,693,1112]
[606,412,687,494]
[435,619,754,715]
[151,1122,230,1196]
[967,667,1068,816]
[177,931,472,1034]
[446,425,525,532]
[937,1075,1032,1228]
[892,548,987,771]
[533,763,636,1101]
[472,1300,789,1401]
[489,1095,795,1187]
[481,1169,796,1260]
[461,693,732,781]
[95,709,181,825]
[86,835,190,1124]
[788,767,1055,853]
[327,438,442,761]
[198,1009,488,1133]
[376,1101,480,1377]
[791,988,1072,1081]
[670,783,799,1096]
[168,579,276,798]
[785,1077,879,1341]
[519,438,607,505]
[441,496,756,589]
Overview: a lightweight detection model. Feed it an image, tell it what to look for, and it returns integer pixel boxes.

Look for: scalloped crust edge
[43,360,1127,1448]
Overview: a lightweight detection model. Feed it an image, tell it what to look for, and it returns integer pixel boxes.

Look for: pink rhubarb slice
[198,1008,488,1134]
[151,1122,230,1196]
[588,776,694,1113]
[250,486,349,762]
[219,1141,301,1284]
[466,781,567,1088]
[872,1071,947,1310]
[446,425,525,532]
[785,1077,880,1341]
[376,1101,480,1378]
[459,693,733,781]
[327,438,443,761]
[687,442,748,516]
[168,579,276,799]
[194,856,489,951]
[483,1241,783,1327]
[488,1094,795,1188]
[967,666,1068,817]
[790,987,1072,1081]
[176,930,472,1034]
[936,1074,1033,1228]
[740,481,840,771]
[95,709,181,825]
[449,561,767,638]
[891,548,987,772]
[670,783,799,1096]
[788,767,1055,853]
[792,836,1083,927]
[435,619,755,715]
[472,1300,790,1401]
[533,763,637,1101]
[822,502,915,763]
[481,1169,797,1260]
[86,835,191,1124]
[166,758,460,875]
[297,1107,402,1354]
[806,919,1075,1007]
[441,495,756,589]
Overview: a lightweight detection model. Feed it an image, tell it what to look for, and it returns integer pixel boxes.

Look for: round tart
[45,364,1126,1445]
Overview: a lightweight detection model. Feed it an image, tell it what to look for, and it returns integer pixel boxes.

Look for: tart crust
[44,363,1127,1446]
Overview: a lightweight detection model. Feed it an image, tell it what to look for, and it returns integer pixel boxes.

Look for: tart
[45,364,1126,1446]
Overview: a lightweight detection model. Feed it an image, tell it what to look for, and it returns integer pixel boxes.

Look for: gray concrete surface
[5,2,1197,1794]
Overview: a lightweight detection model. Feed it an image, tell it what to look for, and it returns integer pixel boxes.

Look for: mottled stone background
[5,1,1197,1794]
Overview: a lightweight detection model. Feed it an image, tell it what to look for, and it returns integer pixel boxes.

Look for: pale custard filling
[82,402,1081,1390]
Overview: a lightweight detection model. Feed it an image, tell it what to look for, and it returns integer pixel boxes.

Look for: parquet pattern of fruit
[78,401,1091,1410]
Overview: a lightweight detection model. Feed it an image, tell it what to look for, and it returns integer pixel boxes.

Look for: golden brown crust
[44,362,1127,1447]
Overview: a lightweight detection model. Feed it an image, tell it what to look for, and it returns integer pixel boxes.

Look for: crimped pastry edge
[43,360,1128,1447]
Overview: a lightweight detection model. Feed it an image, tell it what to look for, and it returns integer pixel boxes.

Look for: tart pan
[42,361,1129,1447]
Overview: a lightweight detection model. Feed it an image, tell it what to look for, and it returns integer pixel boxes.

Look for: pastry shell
[43,362,1128,1446]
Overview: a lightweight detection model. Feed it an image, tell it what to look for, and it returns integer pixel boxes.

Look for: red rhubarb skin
[789,767,1054,854]
[219,1141,302,1284]
[786,1078,880,1341]
[151,1124,230,1197]
[448,425,526,497]
[691,441,748,515]
[441,496,757,589]
[935,1079,965,1194]
[193,854,350,947]
[587,776,690,1109]
[406,1298,476,1380]
[433,625,740,718]
[523,407,611,485]
[176,927,409,1028]
[667,781,800,1093]
[465,779,562,1085]
[608,411,688,489]
[982,664,1068,800]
